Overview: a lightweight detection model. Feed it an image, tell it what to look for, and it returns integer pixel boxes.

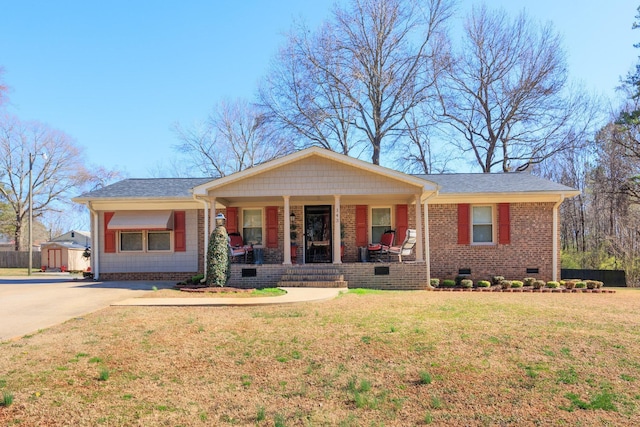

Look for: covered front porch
[191,148,438,286]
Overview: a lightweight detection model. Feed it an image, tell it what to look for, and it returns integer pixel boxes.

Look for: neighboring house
[40,230,91,272]
[0,234,13,252]
[73,147,579,289]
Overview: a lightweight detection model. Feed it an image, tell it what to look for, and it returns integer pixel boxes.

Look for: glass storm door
[304,205,332,263]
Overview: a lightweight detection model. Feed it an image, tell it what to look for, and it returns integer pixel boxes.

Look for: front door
[304,205,332,263]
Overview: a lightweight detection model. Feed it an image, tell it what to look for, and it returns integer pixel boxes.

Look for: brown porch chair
[387,229,417,262]
[367,229,395,262]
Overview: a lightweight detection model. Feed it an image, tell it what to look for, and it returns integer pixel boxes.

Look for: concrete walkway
[113,287,347,306]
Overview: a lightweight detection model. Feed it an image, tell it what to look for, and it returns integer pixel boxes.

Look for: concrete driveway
[0,275,174,341]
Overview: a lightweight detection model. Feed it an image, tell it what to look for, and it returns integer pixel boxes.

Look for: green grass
[98,368,109,381]
[252,288,287,296]
[2,289,640,426]
[418,371,432,385]
[562,390,618,412]
[0,268,29,276]
[1,390,14,407]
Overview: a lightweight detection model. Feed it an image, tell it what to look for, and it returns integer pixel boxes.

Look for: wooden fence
[0,251,42,268]
[561,269,627,287]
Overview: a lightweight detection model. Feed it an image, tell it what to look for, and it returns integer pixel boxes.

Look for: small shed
[40,230,91,272]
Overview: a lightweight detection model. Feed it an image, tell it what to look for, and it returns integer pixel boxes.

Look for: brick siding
[428,202,556,282]
[101,202,557,286]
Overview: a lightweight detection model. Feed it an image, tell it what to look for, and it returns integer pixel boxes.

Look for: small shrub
[575,281,586,289]
[430,278,440,287]
[491,276,505,286]
[477,280,491,288]
[455,275,469,287]
[586,280,597,289]
[523,277,536,287]
[564,281,576,289]
[190,274,205,284]
[500,280,512,289]
[595,281,604,289]
[546,281,559,289]
[559,280,566,286]
[441,279,456,288]
[460,279,473,288]
[533,280,546,289]
[511,280,523,288]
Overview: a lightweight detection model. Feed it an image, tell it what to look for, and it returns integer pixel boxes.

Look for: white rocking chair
[387,229,417,262]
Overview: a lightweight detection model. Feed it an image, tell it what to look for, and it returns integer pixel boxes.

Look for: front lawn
[1,289,639,425]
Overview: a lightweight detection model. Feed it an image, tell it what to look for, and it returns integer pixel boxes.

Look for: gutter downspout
[552,195,564,282]
[422,191,438,286]
[87,202,99,280]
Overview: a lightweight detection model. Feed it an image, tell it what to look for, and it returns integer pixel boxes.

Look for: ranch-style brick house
[73,147,579,289]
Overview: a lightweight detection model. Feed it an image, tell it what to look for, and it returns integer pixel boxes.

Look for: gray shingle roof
[415,173,577,194]
[75,178,214,200]
[75,172,576,202]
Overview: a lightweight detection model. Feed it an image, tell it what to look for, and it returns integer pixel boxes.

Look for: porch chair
[367,229,395,262]
[387,229,417,262]
[228,232,248,263]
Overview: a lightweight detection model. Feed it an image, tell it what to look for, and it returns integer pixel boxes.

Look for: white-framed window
[148,231,172,251]
[472,205,494,244]
[120,231,143,252]
[119,231,172,252]
[242,209,263,245]
[371,207,392,244]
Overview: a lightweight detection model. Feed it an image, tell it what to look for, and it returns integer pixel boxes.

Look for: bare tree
[396,103,455,173]
[259,22,359,156]
[174,98,292,177]
[261,0,453,165]
[435,5,594,172]
[0,114,95,250]
[0,67,7,108]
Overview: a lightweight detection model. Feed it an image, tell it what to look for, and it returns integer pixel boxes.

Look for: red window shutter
[174,211,186,252]
[266,206,278,248]
[396,204,408,243]
[226,207,238,233]
[104,212,116,253]
[498,203,511,244]
[355,205,368,246]
[457,204,470,245]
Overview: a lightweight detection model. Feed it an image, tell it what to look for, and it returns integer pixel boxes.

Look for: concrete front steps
[278,265,348,288]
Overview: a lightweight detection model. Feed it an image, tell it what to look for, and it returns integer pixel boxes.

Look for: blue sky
[1,1,638,178]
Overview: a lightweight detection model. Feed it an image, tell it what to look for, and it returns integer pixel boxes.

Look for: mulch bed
[431,286,615,293]
[177,286,255,293]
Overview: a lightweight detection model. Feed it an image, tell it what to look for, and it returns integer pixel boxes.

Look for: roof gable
[193,147,437,197]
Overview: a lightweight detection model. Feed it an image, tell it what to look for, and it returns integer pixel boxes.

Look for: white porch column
[209,198,217,234]
[333,195,342,264]
[206,197,216,278]
[423,199,431,284]
[283,196,292,265]
[415,194,424,262]
[203,199,210,276]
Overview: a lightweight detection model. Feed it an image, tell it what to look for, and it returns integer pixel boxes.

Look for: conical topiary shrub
[206,225,231,287]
